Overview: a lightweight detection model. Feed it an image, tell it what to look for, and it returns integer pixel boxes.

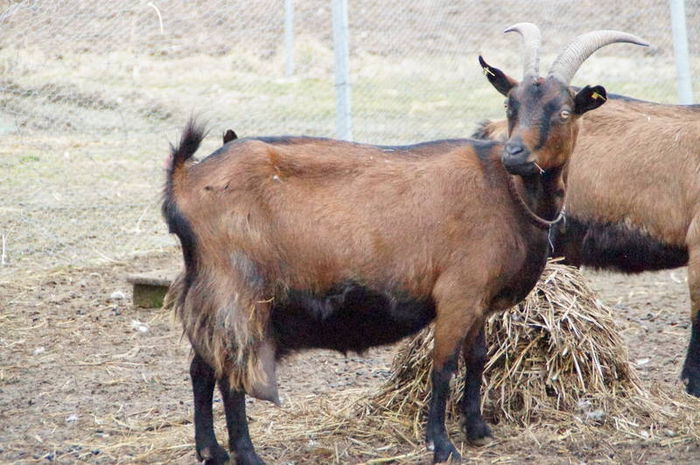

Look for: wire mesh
[1,0,698,280]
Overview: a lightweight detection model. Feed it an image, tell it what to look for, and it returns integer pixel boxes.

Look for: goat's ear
[573,85,607,115]
[223,129,238,144]
[479,56,518,96]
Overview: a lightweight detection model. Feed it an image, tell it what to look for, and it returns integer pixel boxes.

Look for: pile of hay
[359,261,680,438]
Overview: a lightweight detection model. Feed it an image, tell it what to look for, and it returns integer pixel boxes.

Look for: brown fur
[167,138,545,390]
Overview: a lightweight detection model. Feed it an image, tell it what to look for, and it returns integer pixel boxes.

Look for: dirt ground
[1,250,699,465]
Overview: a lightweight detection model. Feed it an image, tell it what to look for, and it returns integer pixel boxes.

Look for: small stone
[130,320,149,333]
[110,291,126,300]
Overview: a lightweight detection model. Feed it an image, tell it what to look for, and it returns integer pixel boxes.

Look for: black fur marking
[218,377,264,463]
[271,282,436,358]
[162,199,198,288]
[551,216,688,272]
[216,134,482,156]
[682,312,700,396]
[253,134,475,152]
[251,135,309,145]
[375,138,472,152]
[168,119,206,171]
[202,143,234,162]
[163,118,206,289]
[461,326,492,441]
[190,354,230,464]
[533,100,559,151]
[426,349,462,463]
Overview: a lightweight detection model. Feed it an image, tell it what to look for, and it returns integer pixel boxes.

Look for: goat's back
[175,136,522,295]
[568,98,700,245]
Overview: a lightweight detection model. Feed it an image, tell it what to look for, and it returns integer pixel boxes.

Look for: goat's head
[480,23,647,176]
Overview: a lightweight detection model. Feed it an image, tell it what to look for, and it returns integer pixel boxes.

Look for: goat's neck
[513,168,564,225]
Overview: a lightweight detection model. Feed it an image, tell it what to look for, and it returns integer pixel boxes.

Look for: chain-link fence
[1,0,698,282]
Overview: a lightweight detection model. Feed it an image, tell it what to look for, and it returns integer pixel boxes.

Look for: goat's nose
[504,143,524,157]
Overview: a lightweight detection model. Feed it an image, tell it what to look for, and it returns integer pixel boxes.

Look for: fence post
[331,0,352,140]
[669,0,694,104]
[284,0,294,77]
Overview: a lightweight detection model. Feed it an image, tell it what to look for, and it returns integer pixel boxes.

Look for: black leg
[190,354,230,465]
[460,326,492,442]
[219,377,266,465]
[681,311,700,397]
[425,353,461,464]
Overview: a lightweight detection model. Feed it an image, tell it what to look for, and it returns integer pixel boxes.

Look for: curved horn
[548,30,649,84]
[503,22,542,79]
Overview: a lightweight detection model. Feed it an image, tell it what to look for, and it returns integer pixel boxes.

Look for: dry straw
[354,261,699,441]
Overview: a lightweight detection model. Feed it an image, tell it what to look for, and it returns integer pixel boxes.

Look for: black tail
[162,119,206,281]
[165,118,206,198]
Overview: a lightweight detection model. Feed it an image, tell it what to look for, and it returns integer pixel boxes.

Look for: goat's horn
[504,22,542,80]
[548,30,649,85]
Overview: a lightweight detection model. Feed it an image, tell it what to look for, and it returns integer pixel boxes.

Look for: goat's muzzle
[502,141,538,176]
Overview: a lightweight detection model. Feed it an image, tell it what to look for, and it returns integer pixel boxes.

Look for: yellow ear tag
[482,67,495,77]
[591,91,606,101]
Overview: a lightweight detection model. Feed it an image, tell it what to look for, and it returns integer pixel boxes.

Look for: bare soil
[1,251,699,464]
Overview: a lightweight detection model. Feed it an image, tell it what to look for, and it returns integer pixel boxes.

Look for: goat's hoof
[234,448,266,465]
[198,444,230,465]
[432,443,461,464]
[462,417,493,445]
[681,366,700,397]
[685,380,700,398]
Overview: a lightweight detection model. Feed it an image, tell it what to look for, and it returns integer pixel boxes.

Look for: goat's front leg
[460,324,492,443]
[426,295,481,464]
[219,376,266,465]
[682,244,700,397]
[426,348,461,464]
[190,354,230,465]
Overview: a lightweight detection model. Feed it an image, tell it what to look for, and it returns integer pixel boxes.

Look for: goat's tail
[162,119,206,296]
[165,118,206,201]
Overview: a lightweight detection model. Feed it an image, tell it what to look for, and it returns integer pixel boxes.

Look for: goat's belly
[271,282,436,357]
[554,216,688,273]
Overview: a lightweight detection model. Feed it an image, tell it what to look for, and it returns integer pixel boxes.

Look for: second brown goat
[163,23,646,465]
[473,90,700,399]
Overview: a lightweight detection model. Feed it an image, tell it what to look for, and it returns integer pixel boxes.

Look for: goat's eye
[560,109,571,120]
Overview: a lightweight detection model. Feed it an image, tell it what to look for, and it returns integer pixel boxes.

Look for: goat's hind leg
[219,376,266,465]
[190,353,230,465]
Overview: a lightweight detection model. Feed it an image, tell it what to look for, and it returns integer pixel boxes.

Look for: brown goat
[473,93,700,398]
[163,24,646,465]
